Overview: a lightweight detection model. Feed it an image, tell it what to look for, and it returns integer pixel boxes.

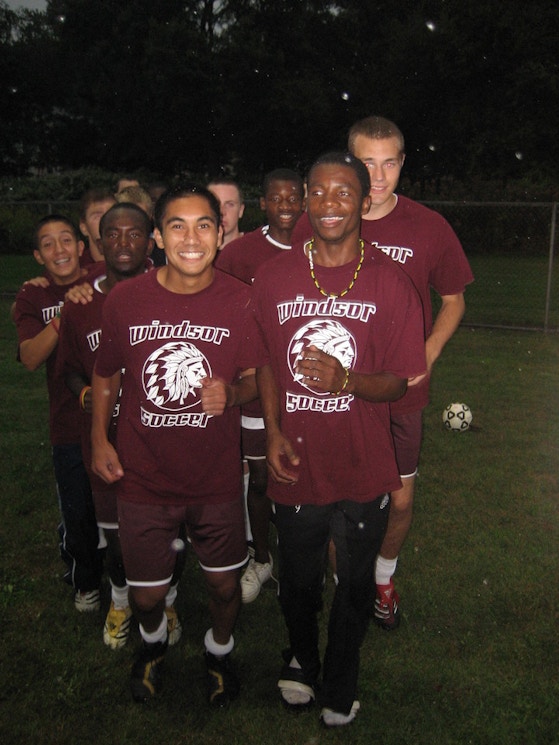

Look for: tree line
[1,0,557,194]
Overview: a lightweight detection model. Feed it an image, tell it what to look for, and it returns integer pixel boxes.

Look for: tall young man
[14,216,103,611]
[216,168,305,603]
[252,153,425,726]
[293,117,474,629]
[207,178,245,246]
[91,185,257,704]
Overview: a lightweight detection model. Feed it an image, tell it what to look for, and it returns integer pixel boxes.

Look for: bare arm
[91,369,123,483]
[408,292,465,387]
[256,364,300,484]
[65,370,92,413]
[19,318,60,371]
[296,345,408,402]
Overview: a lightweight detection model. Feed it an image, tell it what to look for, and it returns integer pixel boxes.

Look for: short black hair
[153,183,221,232]
[34,214,80,250]
[262,168,304,198]
[308,152,371,200]
[99,202,153,237]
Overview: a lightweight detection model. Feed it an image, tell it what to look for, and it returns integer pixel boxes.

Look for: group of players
[13,116,473,727]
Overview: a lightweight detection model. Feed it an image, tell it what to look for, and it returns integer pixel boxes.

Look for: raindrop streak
[341,91,350,101]
[426,21,436,31]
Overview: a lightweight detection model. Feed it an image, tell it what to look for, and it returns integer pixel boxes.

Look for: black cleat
[130,640,168,703]
[205,651,240,707]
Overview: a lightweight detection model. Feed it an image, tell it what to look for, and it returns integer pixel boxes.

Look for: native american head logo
[287,319,356,395]
[142,341,210,411]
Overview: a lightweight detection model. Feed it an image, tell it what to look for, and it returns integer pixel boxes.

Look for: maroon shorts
[390,410,423,478]
[118,497,248,586]
[241,416,266,460]
[92,483,118,528]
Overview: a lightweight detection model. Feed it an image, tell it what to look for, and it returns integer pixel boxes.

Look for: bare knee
[205,570,240,605]
[130,584,168,614]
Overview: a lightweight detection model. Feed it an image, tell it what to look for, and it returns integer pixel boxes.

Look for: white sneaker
[74,589,101,612]
[241,555,273,603]
[321,700,360,727]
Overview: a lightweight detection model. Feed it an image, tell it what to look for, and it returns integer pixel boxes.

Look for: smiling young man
[292,118,474,629]
[216,168,305,604]
[251,153,425,726]
[347,117,474,630]
[14,216,103,612]
[90,185,257,705]
[56,203,176,650]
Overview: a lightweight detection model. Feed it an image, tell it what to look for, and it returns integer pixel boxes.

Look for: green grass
[465,253,559,330]
[2,260,559,743]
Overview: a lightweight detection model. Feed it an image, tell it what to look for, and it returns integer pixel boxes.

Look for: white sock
[204,628,234,658]
[165,583,178,607]
[139,614,167,645]
[110,580,129,610]
[375,555,398,586]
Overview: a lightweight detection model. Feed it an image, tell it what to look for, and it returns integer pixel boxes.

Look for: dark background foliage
[0,0,558,194]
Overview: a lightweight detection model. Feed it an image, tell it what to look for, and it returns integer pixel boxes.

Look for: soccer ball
[442,402,472,431]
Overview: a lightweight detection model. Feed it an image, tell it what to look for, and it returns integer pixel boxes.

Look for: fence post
[544,202,557,332]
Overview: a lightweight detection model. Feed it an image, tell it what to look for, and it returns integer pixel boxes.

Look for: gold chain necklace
[305,238,365,298]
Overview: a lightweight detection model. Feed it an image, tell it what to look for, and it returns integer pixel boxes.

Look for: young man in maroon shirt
[216,168,305,603]
[252,153,426,726]
[14,216,103,612]
[56,203,189,651]
[91,185,257,705]
[293,118,474,629]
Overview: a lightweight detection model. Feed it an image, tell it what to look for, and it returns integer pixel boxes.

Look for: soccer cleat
[103,602,132,649]
[205,651,240,707]
[374,581,401,631]
[240,554,273,603]
[130,640,168,703]
[74,589,101,613]
[165,605,182,646]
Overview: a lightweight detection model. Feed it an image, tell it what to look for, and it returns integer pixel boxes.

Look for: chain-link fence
[424,202,558,332]
[1,200,558,332]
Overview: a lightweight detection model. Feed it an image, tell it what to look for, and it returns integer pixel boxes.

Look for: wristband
[333,367,350,396]
[79,386,92,410]
[50,316,60,334]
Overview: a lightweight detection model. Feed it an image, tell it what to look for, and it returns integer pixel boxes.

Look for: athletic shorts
[93,486,118,529]
[390,410,423,478]
[241,415,266,460]
[118,498,248,586]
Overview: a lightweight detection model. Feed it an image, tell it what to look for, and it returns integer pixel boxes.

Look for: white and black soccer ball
[442,402,472,432]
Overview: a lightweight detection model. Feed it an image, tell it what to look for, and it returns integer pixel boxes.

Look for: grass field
[1,255,559,744]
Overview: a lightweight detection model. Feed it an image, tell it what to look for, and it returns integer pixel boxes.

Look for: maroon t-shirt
[95,268,257,505]
[251,243,426,507]
[56,276,118,493]
[291,197,474,413]
[216,225,291,419]
[216,225,291,284]
[14,267,99,445]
